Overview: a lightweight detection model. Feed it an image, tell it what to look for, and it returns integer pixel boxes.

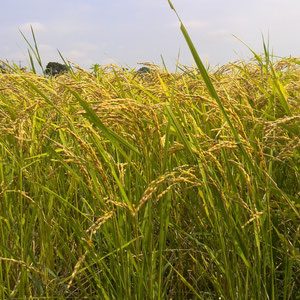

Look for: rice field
[0,52,299,299]
[0,5,299,299]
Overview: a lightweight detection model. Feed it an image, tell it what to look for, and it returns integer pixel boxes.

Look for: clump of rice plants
[0,54,299,299]
[0,6,299,300]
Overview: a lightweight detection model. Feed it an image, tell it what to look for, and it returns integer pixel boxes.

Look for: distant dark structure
[45,62,68,76]
[137,67,151,74]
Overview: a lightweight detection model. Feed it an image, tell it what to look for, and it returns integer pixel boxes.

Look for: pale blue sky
[1,0,299,70]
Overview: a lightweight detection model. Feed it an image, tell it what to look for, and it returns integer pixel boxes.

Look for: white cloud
[39,44,55,52]
[67,50,85,60]
[184,20,209,30]
[75,42,99,52]
[19,22,46,33]
[102,58,119,65]
[207,29,231,41]
[169,19,208,30]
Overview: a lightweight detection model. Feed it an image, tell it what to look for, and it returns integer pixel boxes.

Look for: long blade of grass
[19,26,45,75]
[167,4,298,219]
[68,88,140,156]
[167,0,260,178]
[28,50,36,74]
[57,49,75,75]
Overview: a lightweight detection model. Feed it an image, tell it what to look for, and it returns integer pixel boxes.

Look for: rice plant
[0,3,299,299]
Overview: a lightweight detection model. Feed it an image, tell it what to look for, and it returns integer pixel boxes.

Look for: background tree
[45,62,68,76]
[137,67,151,74]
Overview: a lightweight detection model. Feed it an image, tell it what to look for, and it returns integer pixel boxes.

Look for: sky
[1,0,300,71]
